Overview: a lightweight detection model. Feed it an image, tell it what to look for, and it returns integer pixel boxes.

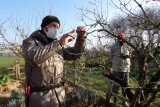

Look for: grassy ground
[1,57,160,106]
[65,67,160,107]
[0,57,25,79]
[0,57,17,68]
[0,57,25,68]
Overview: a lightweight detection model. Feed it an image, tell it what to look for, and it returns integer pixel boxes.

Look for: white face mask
[45,27,58,39]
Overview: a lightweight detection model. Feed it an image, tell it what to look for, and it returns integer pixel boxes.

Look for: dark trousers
[112,71,129,104]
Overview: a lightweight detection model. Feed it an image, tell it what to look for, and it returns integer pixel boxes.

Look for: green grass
[64,69,108,99]
[0,57,25,79]
[80,56,86,61]
[0,70,14,75]
[0,57,17,68]
[0,56,160,106]
[19,57,25,67]
[64,67,160,107]
[65,68,108,98]
[0,57,25,68]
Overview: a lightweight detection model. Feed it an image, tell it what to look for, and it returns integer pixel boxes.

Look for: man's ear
[43,26,48,32]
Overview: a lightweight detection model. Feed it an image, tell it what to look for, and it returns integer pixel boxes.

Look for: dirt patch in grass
[0,79,106,107]
[0,79,76,106]
[0,79,24,105]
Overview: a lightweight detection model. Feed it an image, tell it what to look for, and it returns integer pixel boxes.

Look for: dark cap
[41,15,60,29]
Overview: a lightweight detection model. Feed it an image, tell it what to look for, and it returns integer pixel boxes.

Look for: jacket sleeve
[110,44,116,58]
[63,36,87,60]
[22,37,62,66]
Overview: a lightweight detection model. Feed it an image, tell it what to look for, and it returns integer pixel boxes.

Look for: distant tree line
[0,51,15,57]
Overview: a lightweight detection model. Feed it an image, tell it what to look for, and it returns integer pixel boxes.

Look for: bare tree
[0,15,41,57]
[0,3,63,57]
[78,0,160,106]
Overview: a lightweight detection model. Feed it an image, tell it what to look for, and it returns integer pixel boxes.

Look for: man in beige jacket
[22,15,87,107]
[111,33,131,107]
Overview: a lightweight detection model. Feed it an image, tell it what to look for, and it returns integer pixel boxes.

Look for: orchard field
[0,56,160,107]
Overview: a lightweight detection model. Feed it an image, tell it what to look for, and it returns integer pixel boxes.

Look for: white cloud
[144,0,160,8]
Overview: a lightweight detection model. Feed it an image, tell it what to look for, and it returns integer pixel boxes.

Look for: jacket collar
[30,30,58,44]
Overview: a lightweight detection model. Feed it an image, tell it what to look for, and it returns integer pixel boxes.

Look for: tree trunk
[138,57,148,87]
[131,56,149,106]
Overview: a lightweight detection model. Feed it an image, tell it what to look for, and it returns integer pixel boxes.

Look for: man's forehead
[48,22,60,29]
[50,22,59,25]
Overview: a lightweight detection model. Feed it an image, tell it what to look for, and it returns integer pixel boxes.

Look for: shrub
[3,90,25,107]
[0,74,10,86]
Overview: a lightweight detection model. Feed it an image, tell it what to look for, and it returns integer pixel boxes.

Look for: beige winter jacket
[111,41,131,72]
[22,30,86,107]
[23,30,86,87]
